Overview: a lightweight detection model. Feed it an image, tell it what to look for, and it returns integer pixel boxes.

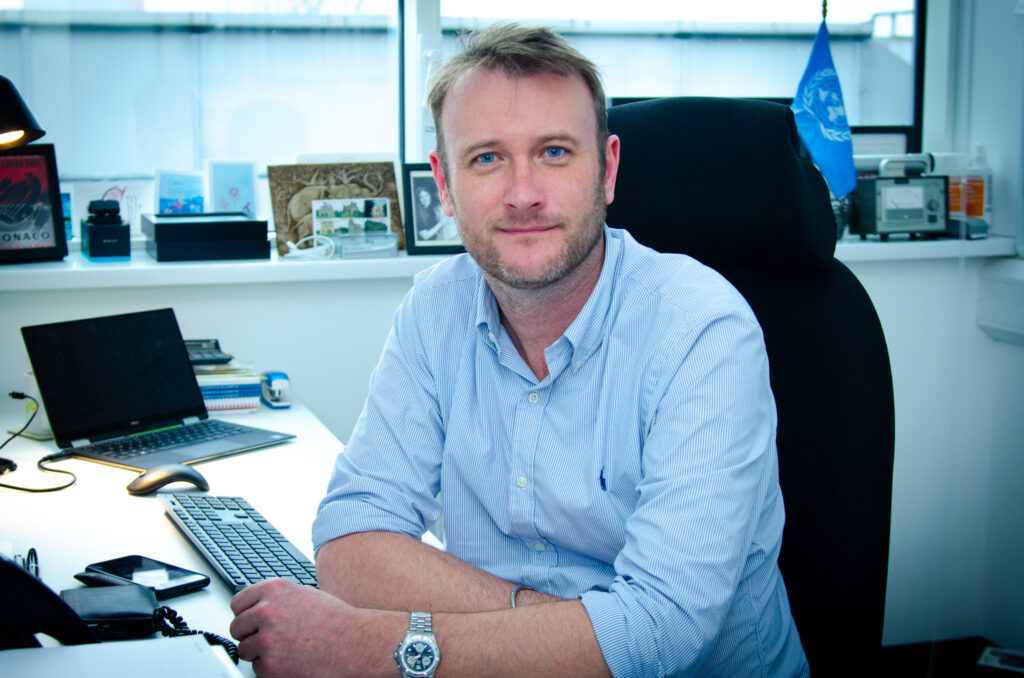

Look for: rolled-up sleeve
[312,283,446,552]
[582,310,781,676]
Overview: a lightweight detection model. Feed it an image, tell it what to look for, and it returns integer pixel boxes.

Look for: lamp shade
[0,75,45,149]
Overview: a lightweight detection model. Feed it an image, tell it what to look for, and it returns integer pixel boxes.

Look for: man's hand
[229,578,404,678]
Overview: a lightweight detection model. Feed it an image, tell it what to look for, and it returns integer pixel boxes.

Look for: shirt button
[516,475,528,489]
[534,542,546,552]
[527,392,539,404]
[574,359,583,369]
[488,332,497,344]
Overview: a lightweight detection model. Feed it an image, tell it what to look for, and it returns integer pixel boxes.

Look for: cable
[282,235,335,259]
[0,391,37,455]
[153,606,239,664]
[0,392,77,493]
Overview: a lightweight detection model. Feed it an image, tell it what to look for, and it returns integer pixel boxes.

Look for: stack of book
[193,362,261,412]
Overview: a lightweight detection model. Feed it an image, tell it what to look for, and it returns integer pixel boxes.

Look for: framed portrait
[402,163,463,255]
[267,161,404,255]
[0,143,68,264]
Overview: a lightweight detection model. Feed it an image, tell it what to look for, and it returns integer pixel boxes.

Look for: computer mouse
[126,463,210,496]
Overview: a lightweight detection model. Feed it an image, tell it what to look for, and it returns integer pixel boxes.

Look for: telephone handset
[0,555,97,649]
[0,555,237,661]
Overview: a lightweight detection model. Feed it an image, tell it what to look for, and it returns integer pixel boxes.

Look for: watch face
[403,641,436,671]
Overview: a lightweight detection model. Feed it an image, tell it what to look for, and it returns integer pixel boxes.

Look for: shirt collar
[561,225,621,363]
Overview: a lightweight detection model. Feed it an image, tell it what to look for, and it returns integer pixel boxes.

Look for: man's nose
[504,161,544,213]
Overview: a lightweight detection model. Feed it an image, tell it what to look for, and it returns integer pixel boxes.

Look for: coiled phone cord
[153,606,240,664]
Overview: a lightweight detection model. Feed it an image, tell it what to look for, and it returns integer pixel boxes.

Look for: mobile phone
[85,555,210,600]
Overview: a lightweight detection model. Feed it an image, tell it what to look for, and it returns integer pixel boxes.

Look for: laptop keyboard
[160,494,318,593]
[77,419,250,461]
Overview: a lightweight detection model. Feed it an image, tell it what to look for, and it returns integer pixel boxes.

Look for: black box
[144,238,270,262]
[141,212,270,262]
[82,221,130,260]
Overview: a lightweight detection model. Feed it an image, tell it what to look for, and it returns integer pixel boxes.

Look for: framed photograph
[207,160,257,217]
[0,143,68,264]
[311,197,391,237]
[402,163,463,255]
[155,169,204,214]
[267,161,404,255]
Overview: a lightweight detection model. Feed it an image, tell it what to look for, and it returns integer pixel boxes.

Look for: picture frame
[402,163,464,255]
[0,143,68,264]
[267,161,404,256]
[206,160,257,217]
[155,169,204,214]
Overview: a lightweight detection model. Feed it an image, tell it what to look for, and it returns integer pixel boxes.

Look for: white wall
[0,277,407,447]
[928,0,1024,650]
[851,256,994,645]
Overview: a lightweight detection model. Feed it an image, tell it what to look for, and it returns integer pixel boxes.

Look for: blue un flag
[791,20,856,198]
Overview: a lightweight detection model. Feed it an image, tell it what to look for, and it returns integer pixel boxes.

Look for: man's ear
[603,134,621,206]
[429,151,456,217]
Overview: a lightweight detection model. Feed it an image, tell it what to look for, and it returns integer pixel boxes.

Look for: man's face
[430,68,619,290]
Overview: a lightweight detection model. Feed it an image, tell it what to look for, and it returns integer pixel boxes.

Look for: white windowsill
[0,236,1016,292]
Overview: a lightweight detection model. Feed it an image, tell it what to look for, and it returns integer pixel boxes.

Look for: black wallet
[60,584,158,641]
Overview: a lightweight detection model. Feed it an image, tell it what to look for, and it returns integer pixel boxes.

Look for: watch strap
[409,611,432,634]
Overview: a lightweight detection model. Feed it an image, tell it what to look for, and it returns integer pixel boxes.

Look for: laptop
[21,308,295,471]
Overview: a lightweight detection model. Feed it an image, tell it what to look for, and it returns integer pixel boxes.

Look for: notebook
[21,308,295,471]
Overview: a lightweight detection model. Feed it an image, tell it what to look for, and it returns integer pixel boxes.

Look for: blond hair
[428,23,608,172]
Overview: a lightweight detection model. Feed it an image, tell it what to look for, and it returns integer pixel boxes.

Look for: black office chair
[607,97,895,675]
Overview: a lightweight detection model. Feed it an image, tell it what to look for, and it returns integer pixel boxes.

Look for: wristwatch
[395,611,441,678]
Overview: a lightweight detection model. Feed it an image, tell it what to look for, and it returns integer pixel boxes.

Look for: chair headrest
[606,97,837,270]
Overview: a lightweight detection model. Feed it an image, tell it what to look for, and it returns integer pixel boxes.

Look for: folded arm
[230,577,610,678]
[316,530,558,612]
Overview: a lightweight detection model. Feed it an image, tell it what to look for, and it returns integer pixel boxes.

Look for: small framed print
[155,169,204,214]
[207,160,257,217]
[311,197,391,238]
[402,163,463,255]
[0,143,68,264]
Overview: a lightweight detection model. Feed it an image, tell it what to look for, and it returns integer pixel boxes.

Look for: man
[230,23,809,677]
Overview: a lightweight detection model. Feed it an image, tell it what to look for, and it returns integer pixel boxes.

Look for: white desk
[0,402,341,676]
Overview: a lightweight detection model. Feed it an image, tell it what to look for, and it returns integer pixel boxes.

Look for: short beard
[453,178,607,291]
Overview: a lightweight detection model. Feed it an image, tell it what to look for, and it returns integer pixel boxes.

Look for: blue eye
[544,147,566,159]
[475,152,497,165]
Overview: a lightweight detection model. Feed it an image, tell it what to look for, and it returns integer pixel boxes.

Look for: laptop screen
[21,308,208,447]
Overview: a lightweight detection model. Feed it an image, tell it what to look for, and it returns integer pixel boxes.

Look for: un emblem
[799,68,851,142]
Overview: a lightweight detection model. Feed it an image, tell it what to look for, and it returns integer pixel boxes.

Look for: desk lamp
[0,75,45,149]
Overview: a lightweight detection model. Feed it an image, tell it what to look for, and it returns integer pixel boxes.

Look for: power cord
[0,391,77,493]
[283,235,335,260]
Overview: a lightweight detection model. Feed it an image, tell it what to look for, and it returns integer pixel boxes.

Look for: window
[1,0,398,230]
[1,0,922,230]
[401,0,920,160]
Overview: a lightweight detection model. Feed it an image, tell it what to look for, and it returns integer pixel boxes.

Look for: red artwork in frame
[0,143,67,263]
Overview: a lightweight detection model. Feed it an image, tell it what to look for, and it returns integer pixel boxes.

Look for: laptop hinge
[184,416,201,425]
[70,439,90,448]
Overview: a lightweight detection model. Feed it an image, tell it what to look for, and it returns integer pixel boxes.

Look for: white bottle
[965,143,993,229]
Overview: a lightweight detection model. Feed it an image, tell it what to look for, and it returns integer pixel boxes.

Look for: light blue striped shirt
[314,227,808,677]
